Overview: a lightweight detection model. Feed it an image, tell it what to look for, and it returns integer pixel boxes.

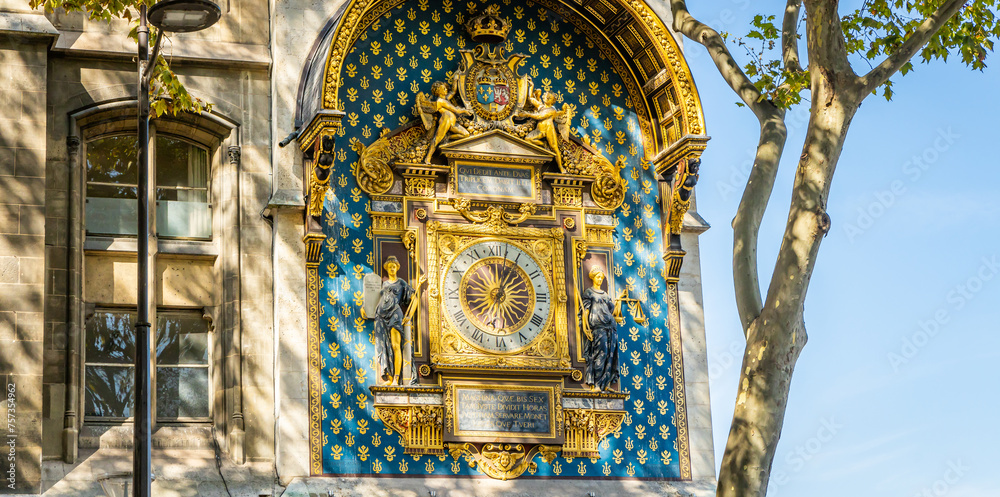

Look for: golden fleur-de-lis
[419,69,431,82]
[630,350,641,365]
[329,395,342,412]
[384,78,394,92]
[383,30,392,43]
[644,363,654,377]
[652,327,664,343]
[357,417,370,434]
[530,66,539,78]
[576,460,587,475]
[527,41,538,54]
[636,448,649,464]
[330,419,343,434]
[372,459,383,473]
[631,375,642,390]
[552,460,562,475]
[399,459,408,472]
[357,445,370,461]
[657,400,669,416]
[630,166,640,181]
[625,437,634,451]
[417,0,429,10]
[564,80,576,94]
[394,18,406,32]
[433,58,443,71]
[371,432,381,447]
[355,368,367,384]
[649,302,662,317]
[372,65,383,80]
[600,70,610,83]
[612,449,624,464]
[642,340,652,354]
[538,31,549,45]
[656,375,668,391]
[346,63,358,77]
[344,381,354,396]
[646,387,655,402]
[342,353,353,371]
[425,459,435,473]
[419,45,431,59]
[624,251,634,267]
[659,424,671,440]
[443,23,454,37]
[384,445,396,461]
[432,33,442,46]
[660,450,673,465]
[408,31,418,44]
[629,326,639,341]
[553,67,563,79]
[328,367,341,384]
[637,265,647,279]
[649,437,659,452]
[418,21,430,35]
[444,46,456,60]
[634,399,645,414]
[346,432,356,447]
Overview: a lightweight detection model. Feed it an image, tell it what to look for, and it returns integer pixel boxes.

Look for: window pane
[88,184,138,200]
[155,137,208,188]
[87,136,138,185]
[156,201,212,239]
[156,367,209,418]
[156,313,209,364]
[85,197,138,236]
[86,311,136,364]
[85,365,134,417]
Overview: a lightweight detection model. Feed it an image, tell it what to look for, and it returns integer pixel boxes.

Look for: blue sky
[680,2,1000,495]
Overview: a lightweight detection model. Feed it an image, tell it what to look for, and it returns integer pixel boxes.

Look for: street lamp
[134,2,221,496]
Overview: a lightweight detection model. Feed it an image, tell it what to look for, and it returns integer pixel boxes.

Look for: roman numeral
[518,332,528,343]
[446,286,459,298]
[486,244,498,256]
[455,315,470,330]
[528,269,541,279]
[471,328,484,342]
[530,314,544,328]
[496,336,507,349]
[536,293,548,303]
[472,249,482,259]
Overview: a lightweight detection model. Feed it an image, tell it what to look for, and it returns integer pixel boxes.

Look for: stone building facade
[0,0,716,495]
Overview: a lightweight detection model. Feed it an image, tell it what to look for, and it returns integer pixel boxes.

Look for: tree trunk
[717,43,861,496]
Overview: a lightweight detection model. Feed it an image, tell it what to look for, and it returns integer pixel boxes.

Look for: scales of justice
[348,5,648,480]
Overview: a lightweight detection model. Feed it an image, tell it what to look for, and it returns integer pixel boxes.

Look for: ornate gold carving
[664,248,686,284]
[446,443,562,481]
[562,409,626,459]
[304,233,326,475]
[404,176,436,197]
[373,403,445,455]
[371,213,404,232]
[667,283,693,479]
[418,364,431,377]
[415,208,428,220]
[591,156,627,210]
[552,186,583,207]
[586,227,614,246]
[351,125,425,195]
[570,369,583,382]
[668,158,700,235]
[402,230,418,261]
[466,4,511,43]
[308,133,336,218]
[562,217,575,230]
[573,239,589,271]
[453,199,536,230]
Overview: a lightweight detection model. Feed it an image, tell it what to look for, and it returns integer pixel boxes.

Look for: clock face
[442,239,552,353]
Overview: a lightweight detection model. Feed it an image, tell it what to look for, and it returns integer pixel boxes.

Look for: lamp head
[147,0,222,33]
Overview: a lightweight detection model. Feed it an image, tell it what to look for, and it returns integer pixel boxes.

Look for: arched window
[85,134,212,239]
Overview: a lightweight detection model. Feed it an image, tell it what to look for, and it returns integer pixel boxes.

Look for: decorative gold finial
[466,5,511,44]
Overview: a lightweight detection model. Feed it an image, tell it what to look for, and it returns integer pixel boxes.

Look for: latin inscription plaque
[455,163,534,200]
[453,386,554,438]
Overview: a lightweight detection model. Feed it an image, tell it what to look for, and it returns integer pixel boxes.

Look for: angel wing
[556,103,576,141]
[416,92,437,130]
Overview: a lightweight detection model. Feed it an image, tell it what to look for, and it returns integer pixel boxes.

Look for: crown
[466,5,511,44]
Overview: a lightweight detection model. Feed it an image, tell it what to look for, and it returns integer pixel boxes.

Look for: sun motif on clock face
[443,239,552,353]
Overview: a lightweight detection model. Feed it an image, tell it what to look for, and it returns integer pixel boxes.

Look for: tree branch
[782,0,803,73]
[670,0,767,118]
[859,0,967,94]
[732,111,786,335]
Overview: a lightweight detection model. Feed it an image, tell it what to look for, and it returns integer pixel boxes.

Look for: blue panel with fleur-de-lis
[317,0,683,480]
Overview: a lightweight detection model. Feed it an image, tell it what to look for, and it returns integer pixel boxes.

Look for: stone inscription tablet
[455,387,552,436]
[455,163,534,200]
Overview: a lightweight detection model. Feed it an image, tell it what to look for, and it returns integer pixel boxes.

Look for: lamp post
[135,2,221,496]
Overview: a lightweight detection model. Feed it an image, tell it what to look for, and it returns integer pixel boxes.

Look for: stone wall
[0,9,57,494]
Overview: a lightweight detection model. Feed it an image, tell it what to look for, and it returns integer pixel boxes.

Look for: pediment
[439,130,554,164]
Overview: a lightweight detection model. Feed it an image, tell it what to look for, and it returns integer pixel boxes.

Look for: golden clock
[442,239,552,353]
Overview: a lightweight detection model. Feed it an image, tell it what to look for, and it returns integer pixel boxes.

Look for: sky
[678,2,1000,496]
